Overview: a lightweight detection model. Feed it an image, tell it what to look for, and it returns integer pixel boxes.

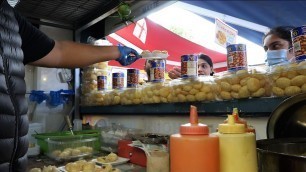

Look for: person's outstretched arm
[30,41,119,68]
[30,41,139,68]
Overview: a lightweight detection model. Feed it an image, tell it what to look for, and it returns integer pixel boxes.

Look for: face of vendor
[263,34,295,60]
[198,58,212,76]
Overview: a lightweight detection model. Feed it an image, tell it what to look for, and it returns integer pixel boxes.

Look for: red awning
[107,18,226,72]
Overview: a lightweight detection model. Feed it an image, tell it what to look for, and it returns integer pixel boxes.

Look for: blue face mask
[265,49,289,66]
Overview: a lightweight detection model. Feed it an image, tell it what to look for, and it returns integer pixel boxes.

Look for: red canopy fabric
[107,18,226,72]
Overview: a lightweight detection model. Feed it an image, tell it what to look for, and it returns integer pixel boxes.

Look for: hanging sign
[215,18,238,48]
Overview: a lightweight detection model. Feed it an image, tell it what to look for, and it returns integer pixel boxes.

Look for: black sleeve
[14,10,55,64]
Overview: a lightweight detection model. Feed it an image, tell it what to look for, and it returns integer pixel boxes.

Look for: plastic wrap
[141,82,172,104]
[214,69,271,100]
[170,77,216,103]
[269,61,306,97]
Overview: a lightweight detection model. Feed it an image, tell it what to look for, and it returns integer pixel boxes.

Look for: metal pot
[257,138,306,172]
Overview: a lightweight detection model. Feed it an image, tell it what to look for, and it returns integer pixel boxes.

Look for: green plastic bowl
[32,130,101,154]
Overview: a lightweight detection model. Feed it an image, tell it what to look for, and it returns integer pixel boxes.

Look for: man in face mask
[263,26,296,66]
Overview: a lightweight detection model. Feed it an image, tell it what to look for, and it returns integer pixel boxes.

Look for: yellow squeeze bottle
[217,115,258,172]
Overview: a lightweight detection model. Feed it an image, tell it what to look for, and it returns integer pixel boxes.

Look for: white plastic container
[27,123,43,156]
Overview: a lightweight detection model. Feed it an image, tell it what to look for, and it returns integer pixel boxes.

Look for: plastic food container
[33,130,101,154]
[291,26,306,61]
[214,69,271,100]
[97,76,107,91]
[112,72,125,89]
[149,59,166,83]
[46,136,97,161]
[268,61,306,97]
[127,68,139,88]
[170,76,216,103]
[141,82,172,104]
[226,44,248,71]
[181,54,198,79]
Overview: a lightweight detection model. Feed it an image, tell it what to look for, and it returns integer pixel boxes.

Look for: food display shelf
[80,97,287,117]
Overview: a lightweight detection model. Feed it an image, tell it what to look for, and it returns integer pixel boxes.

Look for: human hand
[168,67,181,79]
[117,45,141,66]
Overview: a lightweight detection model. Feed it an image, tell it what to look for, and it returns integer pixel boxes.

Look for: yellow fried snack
[195,92,206,101]
[247,78,260,92]
[239,77,250,86]
[75,160,87,168]
[106,152,118,162]
[82,162,96,171]
[29,168,41,172]
[228,76,240,85]
[238,86,251,98]
[185,95,195,102]
[65,162,82,172]
[220,81,231,92]
[42,165,58,172]
[291,75,306,87]
[236,69,249,79]
[220,91,232,100]
[302,84,306,93]
[51,150,61,157]
[97,156,107,163]
[71,149,81,156]
[285,86,301,96]
[251,88,266,97]
[177,94,186,102]
[193,82,203,89]
[286,70,298,79]
[275,77,291,89]
[272,87,285,97]
[297,61,306,75]
[231,84,241,92]
[59,151,70,158]
[101,164,113,172]
[189,88,199,95]
[201,85,212,93]
[206,93,215,101]
[231,92,239,99]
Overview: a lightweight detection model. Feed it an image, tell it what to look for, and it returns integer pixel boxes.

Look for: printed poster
[215,18,238,48]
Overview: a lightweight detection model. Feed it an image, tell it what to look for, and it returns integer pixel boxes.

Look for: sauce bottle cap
[219,115,245,134]
[180,105,209,135]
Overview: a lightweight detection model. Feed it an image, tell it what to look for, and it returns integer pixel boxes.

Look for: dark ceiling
[15,0,121,30]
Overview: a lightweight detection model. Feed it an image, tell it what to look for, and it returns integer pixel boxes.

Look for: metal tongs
[65,115,74,135]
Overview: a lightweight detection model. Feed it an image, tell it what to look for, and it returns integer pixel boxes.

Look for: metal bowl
[267,93,306,139]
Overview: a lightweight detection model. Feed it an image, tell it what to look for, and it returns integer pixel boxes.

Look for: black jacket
[0,1,29,171]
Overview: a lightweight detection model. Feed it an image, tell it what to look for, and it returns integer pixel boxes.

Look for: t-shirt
[13,9,55,64]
